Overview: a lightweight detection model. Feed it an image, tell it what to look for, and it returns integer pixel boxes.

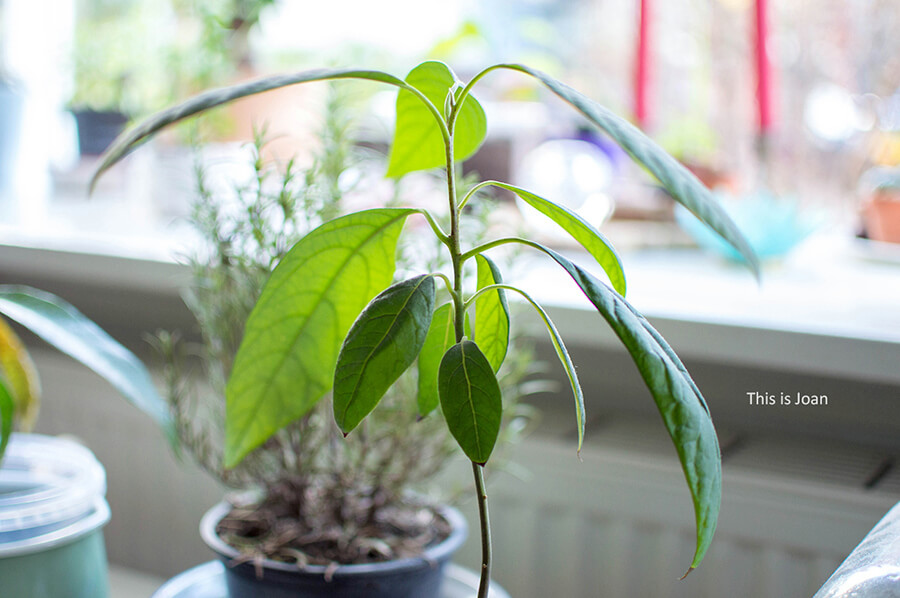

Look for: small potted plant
[94,60,759,597]
[69,20,131,156]
[69,3,165,156]
[0,287,170,598]
[164,0,280,127]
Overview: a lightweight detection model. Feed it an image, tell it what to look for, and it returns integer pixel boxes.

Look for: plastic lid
[0,434,106,543]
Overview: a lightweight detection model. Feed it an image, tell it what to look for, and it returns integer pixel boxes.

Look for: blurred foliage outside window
[3,0,900,235]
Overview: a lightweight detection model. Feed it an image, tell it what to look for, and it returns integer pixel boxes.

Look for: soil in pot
[200,483,467,598]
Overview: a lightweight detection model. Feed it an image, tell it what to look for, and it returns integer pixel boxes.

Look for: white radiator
[30,349,899,597]
[451,417,898,598]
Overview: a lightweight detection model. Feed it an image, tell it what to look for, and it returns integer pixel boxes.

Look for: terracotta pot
[683,162,739,193]
[222,67,321,163]
[199,499,467,598]
[863,189,900,244]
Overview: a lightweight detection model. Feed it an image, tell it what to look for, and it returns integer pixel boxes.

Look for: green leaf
[225,208,414,467]
[534,246,720,572]
[417,303,457,416]
[487,283,585,452]
[486,181,626,295]
[474,254,510,372]
[0,286,172,431]
[438,340,502,465]
[0,377,13,462]
[334,275,435,433]
[500,64,759,277]
[386,61,487,178]
[91,68,418,191]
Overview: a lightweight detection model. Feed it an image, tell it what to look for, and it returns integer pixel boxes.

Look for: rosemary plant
[154,88,538,564]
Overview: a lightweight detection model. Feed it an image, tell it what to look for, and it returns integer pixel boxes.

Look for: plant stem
[472,461,492,598]
[430,272,457,302]
[458,180,495,211]
[415,208,451,244]
[460,236,539,263]
[446,126,464,344]
[447,95,492,598]
[454,64,505,116]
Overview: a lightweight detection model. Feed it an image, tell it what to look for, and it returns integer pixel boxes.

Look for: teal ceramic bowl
[676,192,819,262]
[0,434,110,598]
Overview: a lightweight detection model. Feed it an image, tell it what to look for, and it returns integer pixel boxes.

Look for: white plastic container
[0,433,110,598]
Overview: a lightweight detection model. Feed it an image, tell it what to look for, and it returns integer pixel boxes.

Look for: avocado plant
[92,60,758,596]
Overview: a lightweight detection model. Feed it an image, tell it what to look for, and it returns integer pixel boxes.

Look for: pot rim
[199,498,467,576]
[0,498,109,558]
[0,434,107,536]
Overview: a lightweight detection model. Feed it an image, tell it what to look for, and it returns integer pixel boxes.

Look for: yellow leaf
[0,317,41,430]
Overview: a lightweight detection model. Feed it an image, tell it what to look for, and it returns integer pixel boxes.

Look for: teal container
[0,434,110,598]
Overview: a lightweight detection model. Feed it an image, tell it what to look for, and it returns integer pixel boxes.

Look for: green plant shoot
[92,60,759,596]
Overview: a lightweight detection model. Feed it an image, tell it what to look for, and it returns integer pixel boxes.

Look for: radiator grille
[453,414,900,598]
[29,351,900,596]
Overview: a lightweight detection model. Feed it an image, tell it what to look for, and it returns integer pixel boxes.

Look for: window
[1,0,899,255]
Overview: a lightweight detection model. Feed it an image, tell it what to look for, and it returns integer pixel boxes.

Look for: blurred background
[1,0,899,248]
[2,1,900,597]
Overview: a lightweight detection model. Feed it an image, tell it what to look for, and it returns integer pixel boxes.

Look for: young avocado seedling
[93,60,759,597]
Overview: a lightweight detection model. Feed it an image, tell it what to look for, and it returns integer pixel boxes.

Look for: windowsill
[514,235,900,386]
[2,221,899,386]
[109,564,164,598]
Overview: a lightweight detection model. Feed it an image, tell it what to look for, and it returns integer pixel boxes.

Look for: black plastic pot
[199,499,467,598]
[72,109,128,156]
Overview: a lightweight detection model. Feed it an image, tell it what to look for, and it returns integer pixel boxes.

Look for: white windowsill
[514,236,900,386]
[2,223,899,386]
